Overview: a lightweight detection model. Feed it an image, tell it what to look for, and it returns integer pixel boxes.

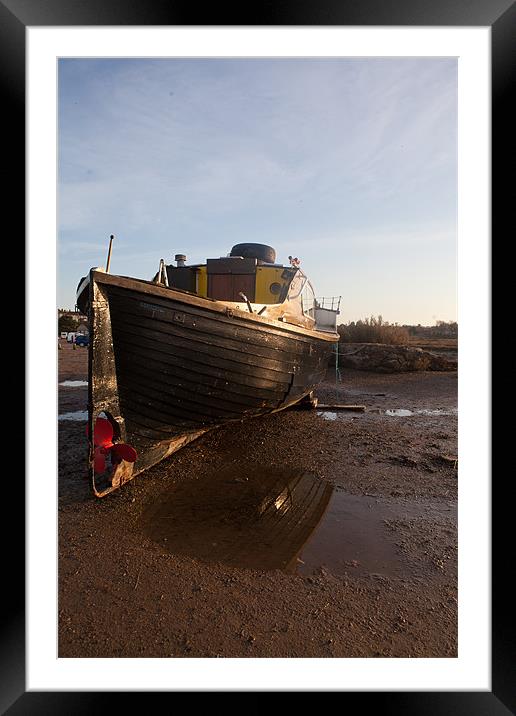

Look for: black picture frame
[8,0,507,710]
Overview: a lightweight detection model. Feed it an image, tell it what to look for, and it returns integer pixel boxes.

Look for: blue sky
[58,58,457,325]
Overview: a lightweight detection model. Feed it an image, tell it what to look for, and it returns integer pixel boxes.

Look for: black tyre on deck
[230,243,276,264]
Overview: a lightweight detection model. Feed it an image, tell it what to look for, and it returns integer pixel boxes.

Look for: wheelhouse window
[301,280,316,318]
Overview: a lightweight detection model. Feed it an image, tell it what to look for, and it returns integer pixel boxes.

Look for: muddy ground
[58,341,457,658]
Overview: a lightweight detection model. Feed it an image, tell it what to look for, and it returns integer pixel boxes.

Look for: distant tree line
[58,308,89,335]
[338,315,409,345]
[403,321,458,339]
[338,317,458,345]
[58,314,78,334]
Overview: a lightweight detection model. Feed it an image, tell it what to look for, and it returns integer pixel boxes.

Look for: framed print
[5,0,509,710]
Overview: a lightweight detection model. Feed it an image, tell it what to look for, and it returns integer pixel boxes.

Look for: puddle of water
[318,408,456,420]
[142,468,332,573]
[58,411,88,421]
[317,410,358,421]
[385,408,457,417]
[140,467,452,578]
[59,380,88,387]
[297,493,402,577]
[317,411,337,420]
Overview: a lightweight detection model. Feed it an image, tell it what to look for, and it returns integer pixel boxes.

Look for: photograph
[2,0,500,702]
[57,56,459,659]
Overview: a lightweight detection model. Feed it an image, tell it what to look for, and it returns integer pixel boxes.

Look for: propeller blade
[93,417,114,447]
[93,447,107,474]
[110,443,137,463]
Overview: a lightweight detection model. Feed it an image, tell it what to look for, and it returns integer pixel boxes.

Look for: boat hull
[87,270,337,496]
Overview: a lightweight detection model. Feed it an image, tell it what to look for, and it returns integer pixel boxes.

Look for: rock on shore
[336,343,457,373]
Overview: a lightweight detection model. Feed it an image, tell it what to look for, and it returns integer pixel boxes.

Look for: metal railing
[315,296,341,312]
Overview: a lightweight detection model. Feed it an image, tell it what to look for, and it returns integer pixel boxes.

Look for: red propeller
[87,417,137,474]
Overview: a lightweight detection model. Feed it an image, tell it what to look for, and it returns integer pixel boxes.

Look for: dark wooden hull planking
[87,270,337,496]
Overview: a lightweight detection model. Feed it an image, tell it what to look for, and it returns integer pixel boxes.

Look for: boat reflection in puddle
[141,468,332,573]
[140,467,412,577]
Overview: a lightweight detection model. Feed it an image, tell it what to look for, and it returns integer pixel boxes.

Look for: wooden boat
[76,243,340,496]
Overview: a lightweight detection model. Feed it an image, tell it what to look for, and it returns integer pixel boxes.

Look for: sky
[58,58,457,325]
